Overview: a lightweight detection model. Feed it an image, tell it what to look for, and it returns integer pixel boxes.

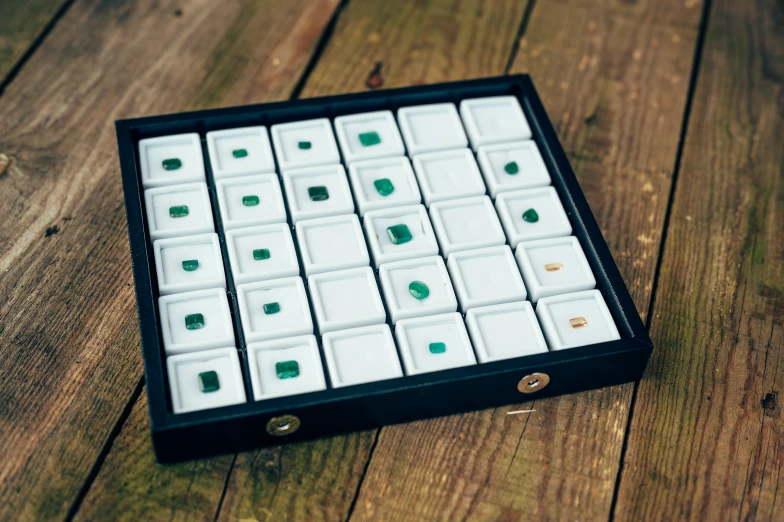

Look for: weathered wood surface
[0,0,67,83]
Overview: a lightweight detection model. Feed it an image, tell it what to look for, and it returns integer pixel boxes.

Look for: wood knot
[762,392,777,414]
[45,225,60,237]
[365,62,384,90]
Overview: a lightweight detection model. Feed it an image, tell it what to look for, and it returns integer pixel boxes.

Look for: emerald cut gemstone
[408,280,430,300]
[522,208,539,223]
[386,224,412,245]
[504,161,519,175]
[169,205,189,218]
[359,131,381,147]
[275,360,300,379]
[373,178,394,196]
[253,248,270,261]
[308,185,329,201]
[263,302,280,315]
[242,194,260,206]
[162,158,182,171]
[232,148,248,158]
[198,370,220,393]
[429,342,446,354]
[185,313,205,330]
[298,141,312,150]
[181,259,199,271]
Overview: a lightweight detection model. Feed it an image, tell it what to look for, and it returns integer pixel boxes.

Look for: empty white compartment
[429,195,505,257]
[348,156,421,216]
[295,214,369,277]
[206,126,275,178]
[412,148,486,205]
[536,289,620,350]
[334,110,406,163]
[144,182,214,241]
[282,164,354,223]
[447,245,527,311]
[515,236,596,302]
[225,223,299,285]
[477,141,551,197]
[215,174,286,230]
[247,335,327,400]
[153,233,226,295]
[236,276,313,342]
[322,324,404,388]
[167,347,246,414]
[495,186,572,246]
[363,204,439,267]
[459,96,532,150]
[465,301,548,363]
[139,133,205,189]
[395,312,476,375]
[397,103,468,155]
[308,266,386,334]
[158,287,235,355]
[271,118,340,170]
[378,256,457,324]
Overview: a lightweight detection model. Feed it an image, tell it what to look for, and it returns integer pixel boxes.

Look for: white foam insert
[495,186,572,246]
[225,224,299,285]
[206,126,275,178]
[144,182,214,241]
[429,195,505,257]
[395,312,477,375]
[465,301,547,363]
[282,164,354,223]
[139,133,206,189]
[459,96,532,150]
[477,140,551,197]
[348,156,421,216]
[247,335,327,400]
[334,110,406,163]
[308,266,386,334]
[167,347,246,414]
[378,256,457,324]
[271,118,340,170]
[153,233,226,296]
[216,174,286,230]
[236,276,313,342]
[295,214,369,277]
[515,236,596,302]
[536,290,621,350]
[322,324,404,388]
[447,245,527,311]
[397,103,468,155]
[363,204,439,267]
[158,287,235,355]
[412,148,486,205]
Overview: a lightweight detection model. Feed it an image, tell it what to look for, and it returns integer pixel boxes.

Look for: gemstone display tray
[116,75,653,463]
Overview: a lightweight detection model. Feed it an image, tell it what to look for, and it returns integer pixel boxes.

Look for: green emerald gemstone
[429,342,446,354]
[408,280,430,300]
[373,178,395,196]
[504,161,519,175]
[253,248,271,261]
[298,141,312,150]
[198,370,220,393]
[275,360,300,379]
[169,205,189,218]
[308,185,329,201]
[386,224,412,245]
[522,208,539,223]
[232,148,248,158]
[162,158,182,171]
[359,131,382,147]
[185,313,205,330]
[181,259,199,271]
[263,302,280,315]
[242,194,260,206]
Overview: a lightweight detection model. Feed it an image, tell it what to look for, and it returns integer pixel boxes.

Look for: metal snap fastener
[266,414,301,436]
[518,372,550,393]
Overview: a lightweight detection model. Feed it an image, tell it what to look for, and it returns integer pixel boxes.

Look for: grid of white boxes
[139,96,621,414]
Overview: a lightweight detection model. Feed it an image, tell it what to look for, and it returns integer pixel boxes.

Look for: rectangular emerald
[253,248,270,261]
[185,313,205,330]
[232,148,248,158]
[242,194,260,206]
[181,259,199,271]
[263,302,280,315]
[386,223,412,245]
[308,185,329,201]
[169,205,189,218]
[275,360,300,379]
[162,158,182,170]
[429,342,446,354]
[198,370,220,393]
[359,131,381,147]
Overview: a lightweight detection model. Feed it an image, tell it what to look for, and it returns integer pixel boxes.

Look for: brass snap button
[265,414,301,436]
[518,372,550,393]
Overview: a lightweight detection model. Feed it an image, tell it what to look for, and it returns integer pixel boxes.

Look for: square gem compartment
[515,236,596,302]
[459,96,532,150]
[397,103,468,156]
[378,256,457,324]
[363,204,439,267]
[348,156,422,216]
[153,233,226,295]
[225,223,299,285]
[236,276,313,343]
[158,287,235,355]
[536,289,620,350]
[495,186,572,246]
[206,126,275,178]
[138,133,206,189]
[412,148,486,206]
[476,140,551,197]
[167,347,246,414]
[247,335,327,400]
[144,182,214,241]
[282,164,354,223]
[334,110,406,163]
[308,266,386,335]
[395,312,477,375]
[429,195,505,257]
[295,214,369,277]
[322,324,404,388]
[465,301,547,363]
[271,118,341,171]
[446,245,527,311]
[215,174,286,230]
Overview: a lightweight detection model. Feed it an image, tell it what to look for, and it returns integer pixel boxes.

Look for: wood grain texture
[0,0,339,520]
[0,0,67,82]
[613,0,784,519]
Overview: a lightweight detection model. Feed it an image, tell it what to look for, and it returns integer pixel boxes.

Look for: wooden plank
[612,0,784,519]
[0,0,67,82]
[343,0,706,520]
[0,0,340,520]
